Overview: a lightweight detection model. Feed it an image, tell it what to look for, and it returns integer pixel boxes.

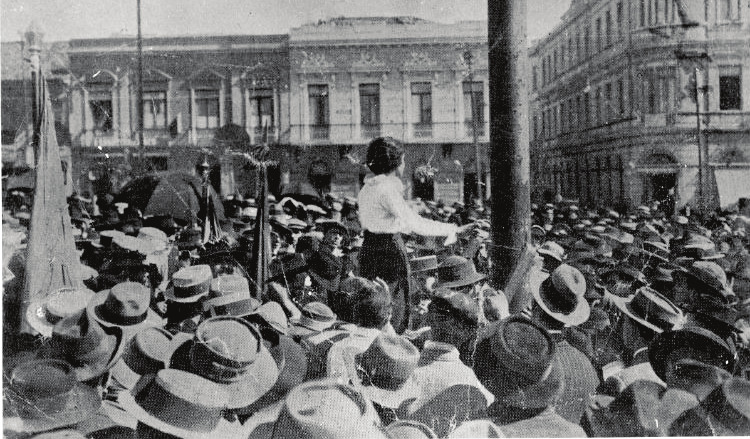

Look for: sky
[1,0,571,43]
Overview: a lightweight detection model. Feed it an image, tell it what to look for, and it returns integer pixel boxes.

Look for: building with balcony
[3,18,491,204]
[529,0,750,213]
[287,17,490,203]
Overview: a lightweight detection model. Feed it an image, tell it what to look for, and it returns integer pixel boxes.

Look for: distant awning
[714,168,750,208]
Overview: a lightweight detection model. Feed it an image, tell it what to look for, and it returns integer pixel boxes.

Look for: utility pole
[464,50,482,205]
[137,0,145,169]
[25,25,43,160]
[488,0,531,288]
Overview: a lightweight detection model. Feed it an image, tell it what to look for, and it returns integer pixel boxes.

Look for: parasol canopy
[114,172,224,225]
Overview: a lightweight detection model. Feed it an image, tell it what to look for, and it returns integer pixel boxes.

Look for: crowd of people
[3,137,750,438]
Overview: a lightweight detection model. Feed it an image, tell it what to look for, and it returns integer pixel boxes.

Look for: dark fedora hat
[87,282,163,337]
[649,326,737,382]
[533,264,590,326]
[611,286,685,334]
[669,377,750,436]
[409,255,438,273]
[317,219,349,236]
[474,316,563,409]
[118,369,239,439]
[436,256,486,289]
[676,261,736,304]
[42,309,124,382]
[4,359,101,434]
[351,333,420,408]
[429,288,480,326]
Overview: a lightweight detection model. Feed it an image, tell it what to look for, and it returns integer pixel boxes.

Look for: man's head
[427,289,479,347]
[349,278,392,329]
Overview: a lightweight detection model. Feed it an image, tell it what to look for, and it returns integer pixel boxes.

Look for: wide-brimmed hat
[317,219,348,236]
[290,301,337,335]
[537,241,565,262]
[248,301,289,335]
[42,309,124,382]
[533,264,590,326]
[349,333,419,408]
[385,420,438,439]
[474,316,563,409]
[164,264,213,303]
[89,229,124,249]
[669,378,750,436]
[270,379,385,439]
[649,326,737,382]
[409,255,438,273]
[611,286,685,334]
[110,327,177,390]
[87,282,162,336]
[25,287,95,337]
[118,369,240,439]
[676,261,736,304]
[436,256,486,289]
[169,316,279,409]
[587,380,699,437]
[428,288,480,326]
[4,359,101,434]
[136,227,169,252]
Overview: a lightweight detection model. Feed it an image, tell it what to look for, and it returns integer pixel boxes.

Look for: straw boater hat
[164,264,213,303]
[203,274,260,318]
[533,264,590,326]
[118,369,242,439]
[87,282,163,339]
[110,327,180,390]
[4,359,101,434]
[26,287,95,337]
[169,316,279,409]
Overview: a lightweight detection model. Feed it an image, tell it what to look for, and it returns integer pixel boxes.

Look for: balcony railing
[413,123,433,138]
[287,121,491,144]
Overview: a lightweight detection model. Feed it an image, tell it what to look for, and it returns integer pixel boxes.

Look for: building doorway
[638,153,679,216]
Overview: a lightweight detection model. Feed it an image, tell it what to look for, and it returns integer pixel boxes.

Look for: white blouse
[358,174,458,239]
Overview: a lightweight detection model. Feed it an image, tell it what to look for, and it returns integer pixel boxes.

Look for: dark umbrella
[114,172,224,225]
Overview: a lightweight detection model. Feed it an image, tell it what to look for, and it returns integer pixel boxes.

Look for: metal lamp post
[463,50,483,206]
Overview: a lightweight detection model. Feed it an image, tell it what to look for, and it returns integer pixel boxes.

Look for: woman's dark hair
[366,137,404,175]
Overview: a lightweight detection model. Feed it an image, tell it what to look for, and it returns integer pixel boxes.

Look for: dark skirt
[359,231,410,333]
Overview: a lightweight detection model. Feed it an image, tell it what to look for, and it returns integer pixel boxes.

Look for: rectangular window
[643,67,677,114]
[561,101,567,133]
[533,114,538,140]
[569,97,576,129]
[576,95,582,128]
[568,37,574,67]
[249,89,274,141]
[308,84,330,139]
[561,44,566,70]
[576,32,581,62]
[654,0,662,23]
[411,82,432,137]
[718,0,740,21]
[719,65,742,110]
[584,26,590,57]
[194,89,219,129]
[596,18,602,52]
[595,87,602,125]
[463,81,485,136]
[618,79,625,114]
[142,91,167,130]
[584,93,591,126]
[640,0,646,26]
[359,83,381,139]
[532,66,538,90]
[88,90,113,133]
[553,49,558,76]
[617,2,624,36]
[605,11,612,46]
[604,83,612,122]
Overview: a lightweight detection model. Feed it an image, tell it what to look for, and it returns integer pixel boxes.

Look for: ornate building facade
[3,18,490,204]
[529,0,750,212]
